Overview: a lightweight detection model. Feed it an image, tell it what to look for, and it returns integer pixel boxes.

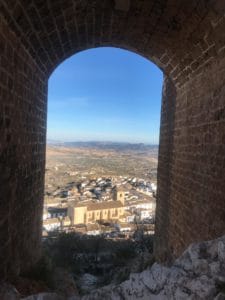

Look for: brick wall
[154,76,176,262]
[161,55,225,258]
[155,52,225,258]
[0,16,47,278]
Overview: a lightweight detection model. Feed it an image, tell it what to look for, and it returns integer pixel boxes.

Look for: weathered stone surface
[3,235,225,299]
[78,235,225,299]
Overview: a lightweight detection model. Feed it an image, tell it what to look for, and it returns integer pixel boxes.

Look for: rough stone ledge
[2,235,225,299]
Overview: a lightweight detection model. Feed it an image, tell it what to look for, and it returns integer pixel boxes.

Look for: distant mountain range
[47,140,158,152]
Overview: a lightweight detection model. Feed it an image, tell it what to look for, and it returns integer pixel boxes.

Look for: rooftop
[87,201,124,211]
[70,200,124,211]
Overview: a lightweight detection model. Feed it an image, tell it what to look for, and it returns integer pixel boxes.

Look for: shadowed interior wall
[155,76,176,261]
[156,57,225,260]
[0,16,47,278]
[167,55,225,257]
[1,0,225,279]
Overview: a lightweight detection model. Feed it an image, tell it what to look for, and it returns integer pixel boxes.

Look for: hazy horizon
[47,138,159,146]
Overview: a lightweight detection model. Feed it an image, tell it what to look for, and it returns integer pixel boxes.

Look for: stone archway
[1,0,225,278]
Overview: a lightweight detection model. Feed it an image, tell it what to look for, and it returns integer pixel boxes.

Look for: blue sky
[47,47,163,144]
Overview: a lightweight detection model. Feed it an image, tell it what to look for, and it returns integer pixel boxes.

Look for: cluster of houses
[43,176,156,238]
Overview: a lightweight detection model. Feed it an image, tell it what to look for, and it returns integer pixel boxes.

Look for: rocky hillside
[2,235,225,299]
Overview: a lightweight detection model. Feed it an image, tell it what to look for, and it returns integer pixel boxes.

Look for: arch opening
[1,0,225,283]
[44,47,163,291]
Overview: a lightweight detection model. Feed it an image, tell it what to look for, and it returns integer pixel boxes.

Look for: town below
[43,142,158,239]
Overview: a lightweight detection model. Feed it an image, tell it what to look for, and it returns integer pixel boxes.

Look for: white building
[125,212,136,223]
[128,199,156,211]
[86,224,101,236]
[151,183,157,192]
[137,187,153,197]
[138,209,154,221]
[119,223,132,232]
[43,218,60,231]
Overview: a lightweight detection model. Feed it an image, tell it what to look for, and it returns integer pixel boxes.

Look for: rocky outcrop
[2,235,225,299]
[80,235,225,299]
